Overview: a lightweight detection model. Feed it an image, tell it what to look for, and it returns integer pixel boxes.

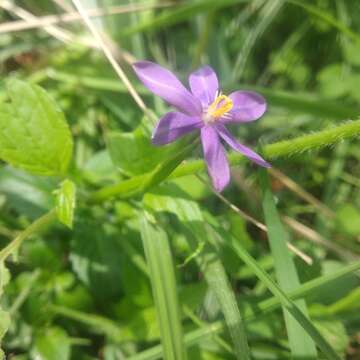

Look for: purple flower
[133,61,270,192]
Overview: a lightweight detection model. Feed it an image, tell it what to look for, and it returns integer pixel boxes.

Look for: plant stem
[91,119,360,202]
[0,209,57,262]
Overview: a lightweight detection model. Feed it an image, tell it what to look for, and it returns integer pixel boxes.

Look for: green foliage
[108,121,178,176]
[140,214,186,360]
[55,179,76,229]
[0,80,73,176]
[144,185,250,359]
[32,327,71,360]
[336,204,360,236]
[1,0,360,359]
[259,169,317,358]
[70,220,123,301]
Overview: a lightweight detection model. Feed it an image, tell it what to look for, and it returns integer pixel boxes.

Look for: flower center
[203,93,233,124]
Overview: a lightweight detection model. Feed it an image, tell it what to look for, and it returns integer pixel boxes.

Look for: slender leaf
[140,213,186,360]
[221,226,341,360]
[119,259,360,360]
[144,185,250,360]
[259,169,317,358]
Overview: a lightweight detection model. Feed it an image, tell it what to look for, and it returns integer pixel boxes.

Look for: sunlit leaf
[55,179,76,229]
[0,79,73,176]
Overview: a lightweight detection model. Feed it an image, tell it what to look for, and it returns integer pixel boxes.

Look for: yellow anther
[208,94,233,118]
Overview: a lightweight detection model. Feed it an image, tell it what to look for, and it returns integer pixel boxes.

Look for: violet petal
[222,91,267,123]
[133,61,202,116]
[189,65,219,106]
[216,124,271,167]
[152,112,202,145]
[201,125,230,192]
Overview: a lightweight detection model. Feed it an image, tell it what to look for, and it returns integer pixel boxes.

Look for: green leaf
[222,228,341,360]
[317,64,349,99]
[32,327,71,360]
[70,221,123,301]
[193,226,250,360]
[0,167,55,219]
[328,286,360,314]
[129,259,360,360]
[259,169,317,358]
[140,139,198,193]
[140,213,186,360]
[91,138,197,203]
[55,179,76,229]
[336,204,360,236]
[93,119,360,203]
[144,185,250,360]
[0,79,73,176]
[314,317,349,358]
[107,122,178,176]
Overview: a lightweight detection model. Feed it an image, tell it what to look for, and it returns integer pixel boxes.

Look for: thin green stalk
[9,269,40,315]
[91,119,360,202]
[0,209,56,262]
[50,304,123,342]
[183,306,233,355]
[89,140,198,203]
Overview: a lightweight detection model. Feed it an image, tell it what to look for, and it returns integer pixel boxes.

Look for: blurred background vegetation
[0,0,360,359]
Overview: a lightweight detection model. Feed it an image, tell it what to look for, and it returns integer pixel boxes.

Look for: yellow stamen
[208,94,233,118]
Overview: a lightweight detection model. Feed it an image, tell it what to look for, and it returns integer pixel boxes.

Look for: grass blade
[143,187,250,359]
[192,224,250,360]
[140,213,186,360]
[129,259,360,360]
[259,169,317,358]
[232,0,284,79]
[223,226,341,360]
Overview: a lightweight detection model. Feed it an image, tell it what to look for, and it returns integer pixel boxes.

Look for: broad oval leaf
[0,79,73,176]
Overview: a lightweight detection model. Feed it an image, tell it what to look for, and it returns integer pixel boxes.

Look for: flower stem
[173,119,360,177]
[91,119,360,202]
[0,209,57,262]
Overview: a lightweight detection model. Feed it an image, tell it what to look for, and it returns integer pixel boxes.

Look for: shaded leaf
[70,219,123,301]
